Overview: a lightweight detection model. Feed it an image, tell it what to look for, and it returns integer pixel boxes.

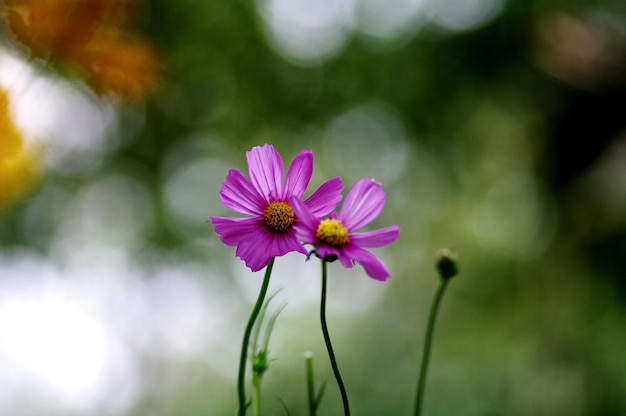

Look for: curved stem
[414,278,450,416]
[320,260,351,416]
[237,258,275,416]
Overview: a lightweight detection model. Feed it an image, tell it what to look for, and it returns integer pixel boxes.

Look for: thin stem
[237,258,275,416]
[305,352,316,416]
[414,278,450,416]
[252,372,262,416]
[320,260,351,416]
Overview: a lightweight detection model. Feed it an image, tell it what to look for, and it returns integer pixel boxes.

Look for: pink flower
[210,144,343,272]
[292,178,400,281]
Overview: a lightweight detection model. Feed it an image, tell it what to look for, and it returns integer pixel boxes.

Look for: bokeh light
[256,0,352,64]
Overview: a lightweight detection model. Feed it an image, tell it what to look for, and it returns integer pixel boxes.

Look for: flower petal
[290,197,320,243]
[339,178,386,231]
[283,150,313,199]
[235,228,307,272]
[268,230,308,258]
[303,177,343,217]
[246,144,284,202]
[219,169,266,215]
[343,245,391,281]
[350,225,400,248]
[235,230,275,271]
[317,246,353,269]
[210,216,265,246]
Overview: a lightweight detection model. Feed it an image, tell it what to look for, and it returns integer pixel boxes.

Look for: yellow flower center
[263,201,295,233]
[316,219,349,246]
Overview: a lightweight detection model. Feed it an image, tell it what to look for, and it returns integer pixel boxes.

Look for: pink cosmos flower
[210,144,343,272]
[292,178,400,281]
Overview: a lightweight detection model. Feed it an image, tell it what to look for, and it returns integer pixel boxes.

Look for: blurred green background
[1,0,625,415]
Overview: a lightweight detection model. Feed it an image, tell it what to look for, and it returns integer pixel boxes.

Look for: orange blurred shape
[4,0,126,58]
[0,87,41,213]
[3,0,162,100]
[78,32,162,100]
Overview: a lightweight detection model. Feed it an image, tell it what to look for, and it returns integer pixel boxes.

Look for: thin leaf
[314,381,327,410]
[277,397,294,416]
[262,302,287,352]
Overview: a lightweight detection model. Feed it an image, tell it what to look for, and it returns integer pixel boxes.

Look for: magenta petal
[290,198,320,243]
[336,250,354,269]
[303,177,343,217]
[236,231,275,272]
[339,178,386,231]
[219,169,265,215]
[317,246,353,269]
[247,144,284,202]
[343,245,391,281]
[210,216,264,246]
[283,150,313,199]
[350,225,400,248]
[237,230,307,271]
[268,230,308,258]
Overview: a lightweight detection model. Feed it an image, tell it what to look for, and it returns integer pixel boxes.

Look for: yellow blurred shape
[0,87,41,213]
[3,0,161,101]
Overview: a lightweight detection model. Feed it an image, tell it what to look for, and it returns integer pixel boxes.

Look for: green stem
[305,352,316,416]
[414,278,450,416]
[237,258,275,416]
[320,260,351,416]
[252,372,262,416]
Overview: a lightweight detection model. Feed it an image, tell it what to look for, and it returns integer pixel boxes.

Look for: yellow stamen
[263,201,295,233]
[316,219,349,247]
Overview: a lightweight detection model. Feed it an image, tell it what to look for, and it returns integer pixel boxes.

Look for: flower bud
[436,248,458,280]
[252,351,269,376]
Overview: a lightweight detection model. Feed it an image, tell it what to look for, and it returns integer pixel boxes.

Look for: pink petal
[317,246,353,269]
[303,177,343,216]
[290,198,320,243]
[343,245,391,281]
[283,150,313,199]
[210,216,265,246]
[236,229,306,272]
[246,144,284,202]
[235,231,275,271]
[293,224,318,245]
[339,178,387,231]
[268,230,308,258]
[350,225,400,248]
[219,169,266,215]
